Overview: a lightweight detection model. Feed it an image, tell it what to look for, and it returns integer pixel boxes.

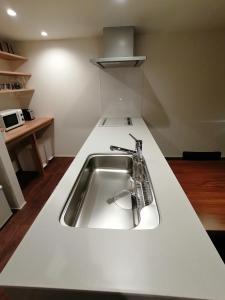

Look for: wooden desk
[4,117,54,175]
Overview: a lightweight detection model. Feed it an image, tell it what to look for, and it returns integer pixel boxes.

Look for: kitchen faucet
[110,134,153,210]
[110,133,143,160]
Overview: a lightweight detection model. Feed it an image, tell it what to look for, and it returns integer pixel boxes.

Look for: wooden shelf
[4,117,54,144]
[0,88,34,95]
[0,51,28,62]
[0,70,31,77]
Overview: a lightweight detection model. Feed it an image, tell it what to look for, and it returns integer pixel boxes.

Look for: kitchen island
[0,118,224,300]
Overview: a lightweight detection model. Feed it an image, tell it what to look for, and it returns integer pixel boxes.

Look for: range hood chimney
[90,26,146,68]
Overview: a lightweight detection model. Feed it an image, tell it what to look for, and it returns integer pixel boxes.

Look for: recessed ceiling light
[114,0,127,3]
[41,31,48,37]
[7,8,17,17]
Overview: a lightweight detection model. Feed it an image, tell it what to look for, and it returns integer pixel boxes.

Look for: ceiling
[1,0,225,41]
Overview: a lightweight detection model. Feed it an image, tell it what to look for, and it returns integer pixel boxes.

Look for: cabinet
[0,185,12,228]
[0,132,26,209]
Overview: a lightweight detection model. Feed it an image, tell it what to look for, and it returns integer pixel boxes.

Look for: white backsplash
[99,67,143,117]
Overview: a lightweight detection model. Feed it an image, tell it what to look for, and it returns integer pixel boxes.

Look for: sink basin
[60,154,159,230]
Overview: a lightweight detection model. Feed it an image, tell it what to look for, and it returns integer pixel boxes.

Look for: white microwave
[0,109,25,131]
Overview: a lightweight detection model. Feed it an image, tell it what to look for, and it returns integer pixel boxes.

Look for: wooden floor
[0,158,224,299]
[168,160,225,231]
[0,157,74,300]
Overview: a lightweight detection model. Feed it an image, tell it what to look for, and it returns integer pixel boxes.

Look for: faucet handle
[129,133,139,142]
[129,133,142,151]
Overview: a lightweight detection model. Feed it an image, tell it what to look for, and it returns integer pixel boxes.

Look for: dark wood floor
[0,158,224,299]
[0,157,74,300]
[168,159,225,263]
[168,160,225,231]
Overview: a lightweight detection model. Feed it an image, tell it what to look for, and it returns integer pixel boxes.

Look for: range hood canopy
[90,26,146,68]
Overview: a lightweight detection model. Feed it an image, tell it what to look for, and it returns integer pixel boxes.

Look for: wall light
[7,8,17,17]
[41,31,48,37]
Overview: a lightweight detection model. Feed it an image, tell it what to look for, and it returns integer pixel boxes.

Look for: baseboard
[183,151,221,160]
[166,156,225,160]
[207,230,225,263]
[54,155,76,158]
[165,157,182,160]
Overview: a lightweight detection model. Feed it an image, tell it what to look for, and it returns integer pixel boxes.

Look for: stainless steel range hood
[90,27,146,68]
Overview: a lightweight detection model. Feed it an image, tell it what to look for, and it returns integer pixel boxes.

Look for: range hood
[90,27,146,68]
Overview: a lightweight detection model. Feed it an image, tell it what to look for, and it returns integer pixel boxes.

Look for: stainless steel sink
[60,154,159,230]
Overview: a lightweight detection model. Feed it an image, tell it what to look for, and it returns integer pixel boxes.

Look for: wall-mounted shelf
[0,51,28,62]
[0,71,31,77]
[0,89,34,95]
[0,50,34,110]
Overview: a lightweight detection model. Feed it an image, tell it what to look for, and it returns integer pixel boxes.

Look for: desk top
[4,117,54,144]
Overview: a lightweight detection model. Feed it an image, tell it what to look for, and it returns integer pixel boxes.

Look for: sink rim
[59,153,160,230]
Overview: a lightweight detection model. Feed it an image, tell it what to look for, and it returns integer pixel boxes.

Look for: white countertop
[0,118,224,299]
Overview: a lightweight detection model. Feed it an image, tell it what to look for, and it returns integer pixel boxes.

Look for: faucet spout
[110,134,143,160]
[110,145,136,155]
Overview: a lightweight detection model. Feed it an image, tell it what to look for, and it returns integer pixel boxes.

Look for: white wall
[99,67,143,117]
[13,31,225,157]
[137,31,225,157]
[15,38,102,156]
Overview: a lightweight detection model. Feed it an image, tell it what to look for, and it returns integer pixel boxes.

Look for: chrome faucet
[129,133,143,160]
[110,134,154,209]
[110,134,152,211]
[110,133,143,160]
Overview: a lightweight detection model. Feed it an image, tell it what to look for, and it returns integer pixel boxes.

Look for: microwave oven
[0,109,25,131]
